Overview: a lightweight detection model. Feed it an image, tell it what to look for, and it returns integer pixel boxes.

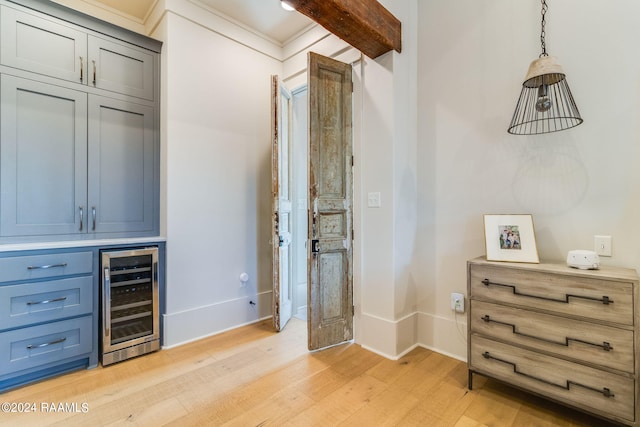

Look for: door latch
[311,239,320,253]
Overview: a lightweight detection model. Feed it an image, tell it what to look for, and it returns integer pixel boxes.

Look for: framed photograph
[483,214,539,263]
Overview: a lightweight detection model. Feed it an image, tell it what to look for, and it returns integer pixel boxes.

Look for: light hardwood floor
[0,318,618,426]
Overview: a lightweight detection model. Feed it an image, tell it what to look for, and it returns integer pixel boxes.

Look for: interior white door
[307,52,353,350]
[272,75,294,332]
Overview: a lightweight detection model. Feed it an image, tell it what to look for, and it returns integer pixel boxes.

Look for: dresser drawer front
[0,316,92,376]
[469,264,633,325]
[0,276,93,331]
[470,336,635,422]
[470,300,634,373]
[0,251,93,283]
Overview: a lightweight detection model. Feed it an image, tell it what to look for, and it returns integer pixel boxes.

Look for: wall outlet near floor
[451,292,465,313]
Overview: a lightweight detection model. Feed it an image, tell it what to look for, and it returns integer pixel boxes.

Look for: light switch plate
[367,192,381,208]
[594,235,612,257]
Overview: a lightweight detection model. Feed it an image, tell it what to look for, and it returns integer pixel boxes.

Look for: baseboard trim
[162,291,272,348]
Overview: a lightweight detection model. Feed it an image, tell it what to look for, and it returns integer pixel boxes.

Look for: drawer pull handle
[482,351,615,398]
[26,337,67,350]
[27,263,68,270]
[481,279,614,305]
[481,315,613,351]
[27,296,67,306]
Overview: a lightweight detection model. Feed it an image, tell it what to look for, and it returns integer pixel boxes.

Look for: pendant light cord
[540,0,548,57]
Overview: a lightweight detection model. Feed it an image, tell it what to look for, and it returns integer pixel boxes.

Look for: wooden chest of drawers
[467,257,640,426]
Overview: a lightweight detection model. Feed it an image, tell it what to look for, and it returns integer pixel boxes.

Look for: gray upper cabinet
[89,36,155,101]
[0,5,87,84]
[0,75,155,238]
[0,0,161,242]
[88,96,155,233]
[0,5,155,101]
[0,75,87,237]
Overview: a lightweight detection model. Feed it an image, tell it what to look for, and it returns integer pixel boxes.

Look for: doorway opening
[290,86,308,323]
[272,52,355,350]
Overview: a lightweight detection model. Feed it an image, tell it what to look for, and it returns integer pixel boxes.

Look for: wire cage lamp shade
[507,0,583,135]
[508,55,582,135]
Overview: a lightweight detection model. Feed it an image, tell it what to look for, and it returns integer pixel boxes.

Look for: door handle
[79,206,84,231]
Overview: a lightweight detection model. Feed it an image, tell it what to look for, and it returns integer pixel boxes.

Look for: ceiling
[92,0,315,44]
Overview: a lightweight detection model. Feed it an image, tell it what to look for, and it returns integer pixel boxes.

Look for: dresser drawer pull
[26,296,67,306]
[481,279,613,305]
[27,263,68,270]
[26,337,67,350]
[482,351,615,398]
[481,315,613,351]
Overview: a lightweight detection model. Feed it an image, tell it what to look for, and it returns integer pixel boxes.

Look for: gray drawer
[0,276,93,331]
[0,251,93,283]
[0,315,92,376]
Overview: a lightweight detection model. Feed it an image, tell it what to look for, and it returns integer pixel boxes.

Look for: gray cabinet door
[87,96,155,234]
[0,5,87,84]
[0,75,88,237]
[88,35,155,101]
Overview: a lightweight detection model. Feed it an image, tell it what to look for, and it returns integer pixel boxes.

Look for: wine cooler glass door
[101,248,159,356]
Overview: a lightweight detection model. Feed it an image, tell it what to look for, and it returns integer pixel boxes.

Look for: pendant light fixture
[508,0,583,135]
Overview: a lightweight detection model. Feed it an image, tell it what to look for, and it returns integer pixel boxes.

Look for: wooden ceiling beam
[285,0,401,59]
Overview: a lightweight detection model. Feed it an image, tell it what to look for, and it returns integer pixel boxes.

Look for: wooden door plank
[307,52,354,351]
[271,75,282,331]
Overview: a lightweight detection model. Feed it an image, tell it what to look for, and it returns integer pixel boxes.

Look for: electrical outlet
[451,292,464,313]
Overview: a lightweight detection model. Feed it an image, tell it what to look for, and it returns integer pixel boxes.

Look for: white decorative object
[567,250,600,270]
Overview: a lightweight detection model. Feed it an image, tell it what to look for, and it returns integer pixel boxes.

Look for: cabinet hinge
[352,305,355,315]
[352,229,354,241]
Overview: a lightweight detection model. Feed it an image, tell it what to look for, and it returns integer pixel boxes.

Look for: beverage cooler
[100,247,160,366]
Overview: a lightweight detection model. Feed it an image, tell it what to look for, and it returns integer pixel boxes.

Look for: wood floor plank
[340,386,421,426]
[282,373,388,426]
[0,318,620,427]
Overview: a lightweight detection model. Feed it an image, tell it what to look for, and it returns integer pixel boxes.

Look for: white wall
[152,2,282,346]
[57,0,640,361]
[417,0,640,360]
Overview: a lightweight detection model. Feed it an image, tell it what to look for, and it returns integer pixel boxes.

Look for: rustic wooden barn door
[271,75,293,332]
[307,52,353,350]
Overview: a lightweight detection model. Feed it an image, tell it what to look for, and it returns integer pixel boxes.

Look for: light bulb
[281,1,294,11]
[535,84,552,112]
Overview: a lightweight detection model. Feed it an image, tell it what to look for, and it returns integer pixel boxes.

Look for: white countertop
[0,237,167,252]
